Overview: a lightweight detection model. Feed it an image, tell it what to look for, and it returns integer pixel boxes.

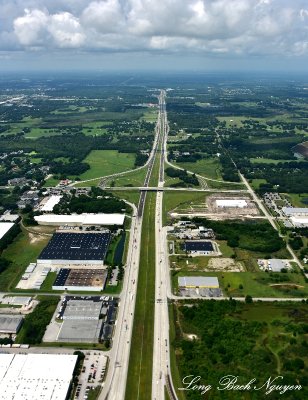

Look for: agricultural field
[171,300,308,400]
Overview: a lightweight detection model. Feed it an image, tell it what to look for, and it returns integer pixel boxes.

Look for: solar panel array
[184,240,214,252]
[38,232,111,261]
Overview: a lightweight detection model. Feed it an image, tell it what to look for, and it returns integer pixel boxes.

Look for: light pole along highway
[99,90,170,400]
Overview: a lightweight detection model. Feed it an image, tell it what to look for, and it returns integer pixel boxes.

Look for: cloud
[4,0,308,57]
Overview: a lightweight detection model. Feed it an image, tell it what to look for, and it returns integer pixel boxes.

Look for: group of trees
[175,300,308,400]
[165,167,199,186]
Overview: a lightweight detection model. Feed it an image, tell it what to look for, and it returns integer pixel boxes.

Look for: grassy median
[125,192,156,400]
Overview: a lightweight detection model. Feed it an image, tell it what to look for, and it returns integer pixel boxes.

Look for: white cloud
[5,0,308,57]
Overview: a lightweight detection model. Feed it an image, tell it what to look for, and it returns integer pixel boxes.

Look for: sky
[0,0,308,72]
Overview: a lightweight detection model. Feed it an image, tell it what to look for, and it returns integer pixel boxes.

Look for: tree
[245,295,253,304]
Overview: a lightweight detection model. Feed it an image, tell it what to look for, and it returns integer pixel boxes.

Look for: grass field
[250,158,301,164]
[112,190,141,206]
[0,228,50,291]
[177,157,222,180]
[79,150,136,181]
[113,167,147,187]
[125,193,156,400]
[283,193,308,207]
[44,177,60,187]
[172,268,308,298]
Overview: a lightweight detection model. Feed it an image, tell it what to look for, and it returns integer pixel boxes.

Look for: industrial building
[34,213,125,226]
[40,195,62,212]
[178,276,219,289]
[55,296,116,343]
[216,199,248,208]
[52,268,108,291]
[0,222,14,240]
[38,231,111,264]
[0,353,77,400]
[282,207,308,227]
[0,315,23,334]
[183,240,215,255]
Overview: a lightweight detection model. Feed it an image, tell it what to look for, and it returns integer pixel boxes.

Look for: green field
[113,167,147,187]
[177,157,223,180]
[125,193,156,400]
[283,193,308,207]
[0,228,50,291]
[79,150,136,181]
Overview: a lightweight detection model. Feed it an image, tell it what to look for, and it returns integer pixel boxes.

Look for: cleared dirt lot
[206,257,244,272]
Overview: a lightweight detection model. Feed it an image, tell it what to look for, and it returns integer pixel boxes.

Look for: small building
[178,276,219,289]
[184,240,214,255]
[0,315,23,334]
[52,268,108,291]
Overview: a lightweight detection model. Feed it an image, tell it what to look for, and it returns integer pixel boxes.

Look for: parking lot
[75,351,108,400]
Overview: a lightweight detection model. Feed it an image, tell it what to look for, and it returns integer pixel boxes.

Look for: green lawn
[283,193,308,207]
[113,167,147,187]
[177,157,222,180]
[250,158,301,164]
[79,150,136,180]
[44,177,60,187]
[125,193,156,400]
[0,228,50,291]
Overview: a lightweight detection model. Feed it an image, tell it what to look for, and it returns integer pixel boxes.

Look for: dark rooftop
[38,232,111,261]
[184,240,214,252]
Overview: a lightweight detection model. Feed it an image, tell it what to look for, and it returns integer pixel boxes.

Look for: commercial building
[0,353,77,400]
[34,213,125,226]
[216,199,248,208]
[282,207,308,217]
[0,222,14,240]
[178,276,219,289]
[57,297,104,343]
[184,240,215,255]
[258,259,291,272]
[38,232,111,265]
[0,315,23,334]
[40,195,62,212]
[282,207,308,227]
[52,268,107,291]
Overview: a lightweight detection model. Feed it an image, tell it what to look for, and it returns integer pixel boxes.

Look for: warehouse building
[38,231,111,265]
[216,199,248,208]
[34,213,125,226]
[0,353,77,400]
[52,268,108,291]
[282,207,308,227]
[39,195,62,212]
[0,315,23,334]
[178,276,219,289]
[183,240,215,255]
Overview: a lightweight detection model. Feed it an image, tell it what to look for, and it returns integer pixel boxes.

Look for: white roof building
[0,222,14,240]
[290,217,308,227]
[41,195,62,212]
[0,354,77,400]
[282,207,308,217]
[178,276,219,288]
[216,199,248,208]
[35,213,125,226]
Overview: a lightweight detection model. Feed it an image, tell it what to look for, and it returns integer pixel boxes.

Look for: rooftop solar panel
[38,232,111,261]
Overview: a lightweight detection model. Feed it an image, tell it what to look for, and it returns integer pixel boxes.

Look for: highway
[99,91,165,400]
[152,91,178,400]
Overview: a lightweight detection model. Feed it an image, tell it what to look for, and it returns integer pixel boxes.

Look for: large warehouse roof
[216,199,248,208]
[0,353,77,400]
[41,195,62,212]
[0,222,14,240]
[35,213,125,226]
[178,276,219,288]
[290,216,308,227]
[38,232,110,261]
[283,207,308,216]
[184,241,214,252]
